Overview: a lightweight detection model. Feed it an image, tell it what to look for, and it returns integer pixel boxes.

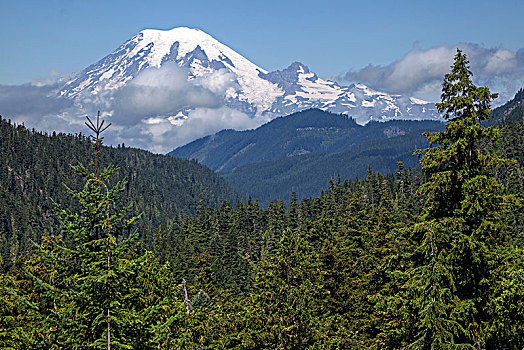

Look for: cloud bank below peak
[98,63,261,153]
[0,63,260,154]
[2,41,523,155]
[336,43,524,105]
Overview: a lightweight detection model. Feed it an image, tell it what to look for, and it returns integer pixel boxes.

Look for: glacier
[59,26,440,128]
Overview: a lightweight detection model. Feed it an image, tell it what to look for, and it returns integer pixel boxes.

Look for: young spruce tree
[17,113,184,349]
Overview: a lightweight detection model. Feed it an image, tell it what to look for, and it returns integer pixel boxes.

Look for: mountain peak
[287,61,310,74]
[140,26,203,34]
[60,25,280,111]
[136,27,216,48]
[59,27,440,141]
[129,26,238,69]
[259,61,316,92]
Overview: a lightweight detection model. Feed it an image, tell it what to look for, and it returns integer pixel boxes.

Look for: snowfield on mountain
[60,27,440,126]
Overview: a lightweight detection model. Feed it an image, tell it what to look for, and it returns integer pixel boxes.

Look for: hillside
[0,116,240,271]
[174,90,524,206]
[170,109,444,173]
[2,52,524,349]
[492,88,524,124]
[170,108,443,204]
[222,127,439,204]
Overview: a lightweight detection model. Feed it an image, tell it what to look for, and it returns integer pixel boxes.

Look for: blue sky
[1,0,523,153]
[1,0,523,85]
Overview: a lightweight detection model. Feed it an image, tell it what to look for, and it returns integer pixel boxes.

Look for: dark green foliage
[171,109,442,174]
[1,73,523,348]
[379,49,523,349]
[0,256,26,348]
[493,115,524,244]
[223,126,440,205]
[0,115,199,349]
[1,131,522,348]
[171,108,443,204]
[238,229,325,349]
[146,170,427,348]
[0,116,240,271]
[490,88,524,124]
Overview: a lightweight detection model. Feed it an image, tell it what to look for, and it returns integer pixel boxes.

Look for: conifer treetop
[436,49,498,123]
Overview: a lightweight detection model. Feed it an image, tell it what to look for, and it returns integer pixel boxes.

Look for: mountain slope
[261,62,439,124]
[170,109,443,173]
[221,126,442,204]
[219,89,524,205]
[491,88,524,124]
[0,115,240,270]
[59,27,439,126]
[60,27,282,117]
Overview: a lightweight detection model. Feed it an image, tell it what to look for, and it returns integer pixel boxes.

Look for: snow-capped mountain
[261,62,438,124]
[60,27,439,125]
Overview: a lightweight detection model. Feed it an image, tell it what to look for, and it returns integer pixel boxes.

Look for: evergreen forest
[0,119,240,272]
[1,50,523,349]
[170,109,445,205]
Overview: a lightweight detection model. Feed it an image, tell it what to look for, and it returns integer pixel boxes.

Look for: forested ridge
[222,127,437,205]
[171,109,444,205]
[1,51,524,349]
[173,86,524,208]
[170,109,443,173]
[223,87,524,205]
[0,119,240,272]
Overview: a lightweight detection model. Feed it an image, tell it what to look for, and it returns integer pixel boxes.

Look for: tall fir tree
[381,49,522,349]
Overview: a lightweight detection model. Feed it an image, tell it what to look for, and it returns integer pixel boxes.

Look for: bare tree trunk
[107,241,111,350]
[182,279,190,314]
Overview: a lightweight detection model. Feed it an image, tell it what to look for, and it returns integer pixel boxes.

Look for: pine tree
[239,228,325,349]
[13,114,185,349]
[0,256,26,348]
[385,49,522,349]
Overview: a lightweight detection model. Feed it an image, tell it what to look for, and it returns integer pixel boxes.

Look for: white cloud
[0,62,255,153]
[81,64,258,153]
[337,43,524,104]
[31,70,72,87]
[108,63,222,126]
[0,83,74,125]
[484,49,517,75]
[192,69,237,95]
[105,106,263,154]
[4,43,524,154]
